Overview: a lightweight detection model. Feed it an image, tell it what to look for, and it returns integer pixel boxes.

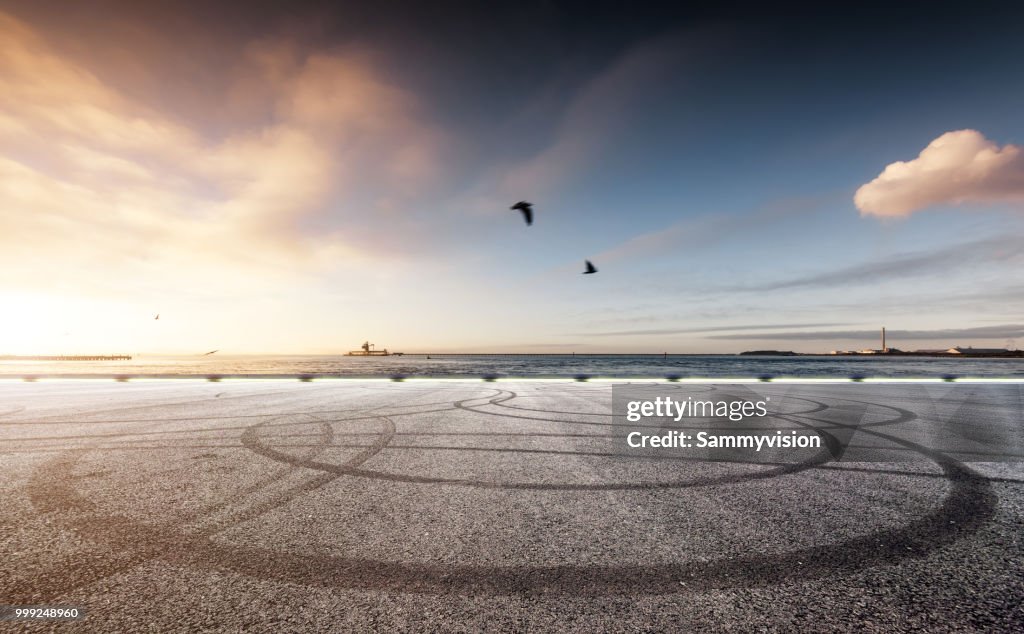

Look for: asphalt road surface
[1,380,1022,632]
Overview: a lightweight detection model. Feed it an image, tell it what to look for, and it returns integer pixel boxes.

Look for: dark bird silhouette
[583,260,598,274]
[203,350,218,356]
[154,314,160,320]
[510,201,533,226]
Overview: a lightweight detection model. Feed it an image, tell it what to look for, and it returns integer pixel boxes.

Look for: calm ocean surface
[1,355,1023,378]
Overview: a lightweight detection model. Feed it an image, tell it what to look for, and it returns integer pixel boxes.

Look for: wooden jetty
[0,355,133,361]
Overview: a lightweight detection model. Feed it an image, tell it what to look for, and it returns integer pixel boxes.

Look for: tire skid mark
[0,405,454,444]
[485,384,710,418]
[0,387,305,426]
[9,384,1001,600]
[224,413,396,533]
[0,406,27,419]
[0,393,467,428]
[242,426,833,492]
[12,407,396,602]
[456,390,831,431]
[181,413,336,532]
[13,438,995,598]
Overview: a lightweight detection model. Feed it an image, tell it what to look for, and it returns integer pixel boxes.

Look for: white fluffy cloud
[854,129,1024,217]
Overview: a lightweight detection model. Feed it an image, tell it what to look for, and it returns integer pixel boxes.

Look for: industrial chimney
[882,327,887,353]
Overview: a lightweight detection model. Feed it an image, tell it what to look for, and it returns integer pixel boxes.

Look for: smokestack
[882,327,886,352]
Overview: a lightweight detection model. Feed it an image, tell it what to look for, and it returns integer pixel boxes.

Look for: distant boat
[346,341,397,356]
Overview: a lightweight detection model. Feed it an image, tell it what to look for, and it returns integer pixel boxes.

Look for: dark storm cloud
[7,0,1021,140]
[10,0,1020,70]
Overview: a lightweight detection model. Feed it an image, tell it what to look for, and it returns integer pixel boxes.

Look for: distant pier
[346,341,395,356]
[0,355,133,361]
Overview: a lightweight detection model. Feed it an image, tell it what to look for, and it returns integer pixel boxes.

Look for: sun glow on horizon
[1,8,1022,355]
[0,292,153,355]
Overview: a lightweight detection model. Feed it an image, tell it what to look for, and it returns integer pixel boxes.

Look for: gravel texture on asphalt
[1,380,1021,632]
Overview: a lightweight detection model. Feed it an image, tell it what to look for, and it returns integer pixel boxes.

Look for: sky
[1,0,1023,355]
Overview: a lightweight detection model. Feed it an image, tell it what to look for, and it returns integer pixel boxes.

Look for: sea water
[1,354,1022,378]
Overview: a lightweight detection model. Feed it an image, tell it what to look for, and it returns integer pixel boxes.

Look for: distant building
[946,346,1010,355]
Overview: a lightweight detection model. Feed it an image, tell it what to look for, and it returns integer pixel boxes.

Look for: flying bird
[154,314,160,320]
[583,260,598,274]
[203,350,218,356]
[510,201,533,226]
